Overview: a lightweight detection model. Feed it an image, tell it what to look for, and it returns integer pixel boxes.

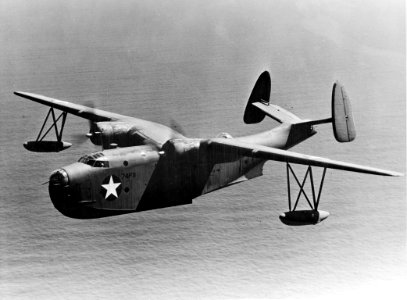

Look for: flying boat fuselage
[49,137,269,218]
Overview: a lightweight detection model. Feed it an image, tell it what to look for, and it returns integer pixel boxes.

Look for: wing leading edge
[206,138,402,177]
[14,91,131,122]
[14,91,187,146]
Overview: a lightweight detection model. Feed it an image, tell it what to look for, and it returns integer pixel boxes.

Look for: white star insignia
[101,176,121,199]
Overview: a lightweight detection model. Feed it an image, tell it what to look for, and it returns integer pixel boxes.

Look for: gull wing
[206,138,402,177]
[14,91,185,146]
[14,91,130,122]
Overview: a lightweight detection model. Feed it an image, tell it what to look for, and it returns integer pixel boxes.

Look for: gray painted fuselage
[49,122,315,219]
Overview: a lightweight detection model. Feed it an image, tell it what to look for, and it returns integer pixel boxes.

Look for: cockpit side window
[78,156,88,163]
[78,153,108,167]
[94,161,109,168]
[78,156,109,168]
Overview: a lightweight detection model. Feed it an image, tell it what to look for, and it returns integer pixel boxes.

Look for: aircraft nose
[48,163,91,218]
[49,169,69,186]
[49,168,74,214]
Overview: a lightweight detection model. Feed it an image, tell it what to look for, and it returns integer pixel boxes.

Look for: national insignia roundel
[100,175,122,201]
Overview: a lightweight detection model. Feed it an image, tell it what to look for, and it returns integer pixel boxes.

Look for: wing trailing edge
[206,138,402,177]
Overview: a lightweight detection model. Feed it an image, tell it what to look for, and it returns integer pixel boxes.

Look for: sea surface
[0,1,405,299]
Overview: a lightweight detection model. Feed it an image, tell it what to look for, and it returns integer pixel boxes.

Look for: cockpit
[78,152,110,168]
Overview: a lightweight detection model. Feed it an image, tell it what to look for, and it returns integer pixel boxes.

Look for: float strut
[315,167,327,210]
[286,163,328,212]
[36,107,68,142]
[287,161,291,211]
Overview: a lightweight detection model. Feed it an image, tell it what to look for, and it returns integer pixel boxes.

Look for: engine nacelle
[89,122,148,149]
[161,138,201,158]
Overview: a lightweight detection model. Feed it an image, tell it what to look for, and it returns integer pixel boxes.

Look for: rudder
[243,71,271,124]
[332,82,356,142]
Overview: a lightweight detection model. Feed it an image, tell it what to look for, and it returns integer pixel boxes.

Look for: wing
[14,91,130,122]
[206,138,402,176]
[14,91,185,146]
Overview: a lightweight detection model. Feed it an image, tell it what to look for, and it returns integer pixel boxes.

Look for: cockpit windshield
[78,152,109,168]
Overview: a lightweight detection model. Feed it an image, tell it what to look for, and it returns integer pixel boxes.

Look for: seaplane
[14,71,402,225]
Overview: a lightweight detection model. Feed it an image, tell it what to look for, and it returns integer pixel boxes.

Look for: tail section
[331,81,356,142]
[243,71,271,124]
[244,71,302,125]
[242,71,356,148]
[297,81,356,143]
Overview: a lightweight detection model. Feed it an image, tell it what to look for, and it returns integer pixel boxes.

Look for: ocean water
[0,0,405,299]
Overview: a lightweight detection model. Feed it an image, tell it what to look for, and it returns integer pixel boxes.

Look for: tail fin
[331,82,356,142]
[299,81,356,143]
[243,71,271,124]
[244,71,302,124]
[243,72,356,146]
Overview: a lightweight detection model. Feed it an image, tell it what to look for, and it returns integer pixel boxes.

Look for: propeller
[170,118,186,137]
[69,100,187,149]
[69,101,96,145]
[70,132,89,145]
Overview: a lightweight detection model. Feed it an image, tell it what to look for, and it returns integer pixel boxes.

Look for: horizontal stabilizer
[206,138,402,177]
[243,71,303,125]
[251,102,301,124]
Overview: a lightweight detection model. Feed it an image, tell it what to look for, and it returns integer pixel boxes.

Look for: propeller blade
[69,133,89,145]
[170,118,186,137]
[70,100,97,145]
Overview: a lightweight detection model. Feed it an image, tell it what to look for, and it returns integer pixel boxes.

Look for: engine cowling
[161,138,201,158]
[89,122,148,149]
